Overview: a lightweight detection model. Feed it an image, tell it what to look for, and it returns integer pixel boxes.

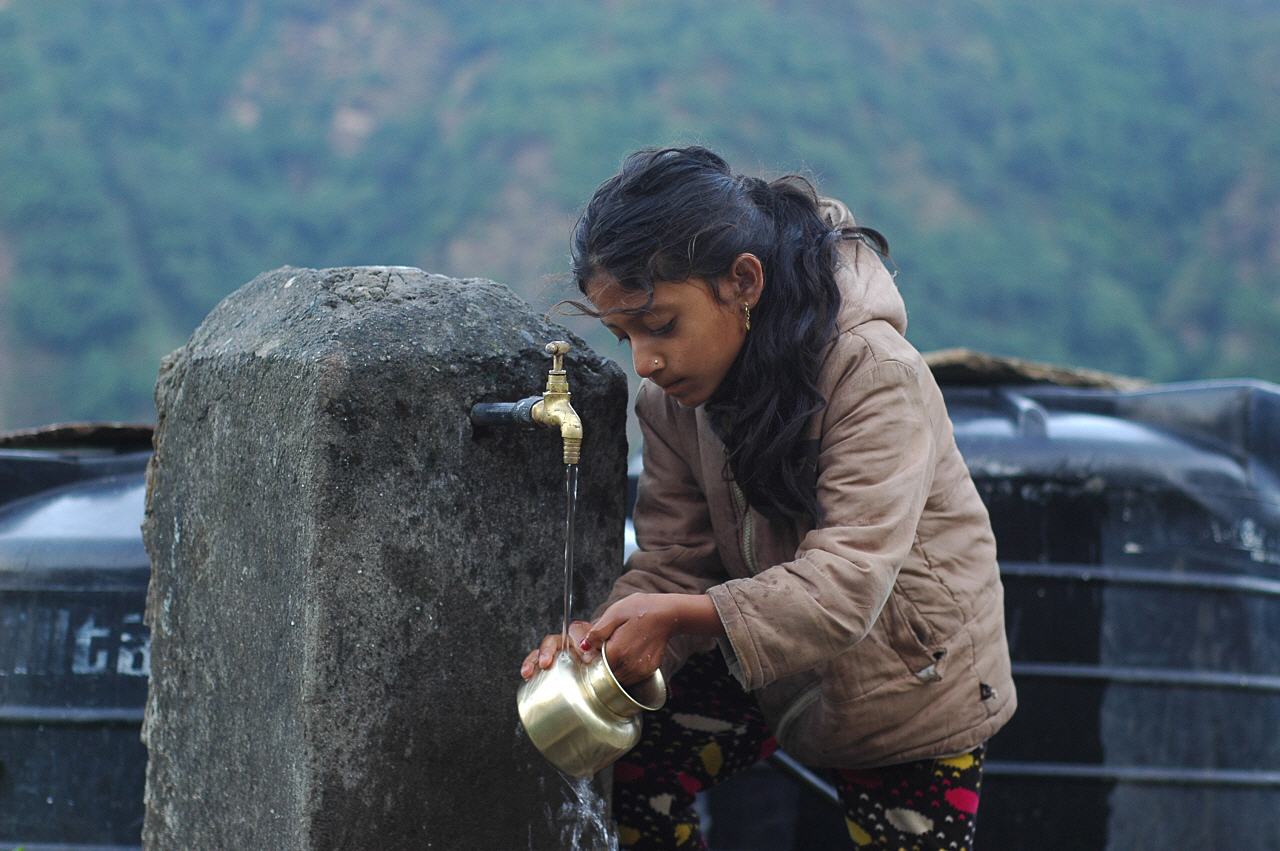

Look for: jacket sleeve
[707,350,939,691]
[593,381,726,674]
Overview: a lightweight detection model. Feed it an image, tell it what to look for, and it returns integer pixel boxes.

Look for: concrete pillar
[141,266,628,850]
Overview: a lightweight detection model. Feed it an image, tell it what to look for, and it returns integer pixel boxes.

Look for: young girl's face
[588,262,759,408]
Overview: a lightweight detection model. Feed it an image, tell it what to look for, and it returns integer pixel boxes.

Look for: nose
[633,347,661,379]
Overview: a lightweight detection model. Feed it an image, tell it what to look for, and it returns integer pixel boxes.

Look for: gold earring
[744,303,752,331]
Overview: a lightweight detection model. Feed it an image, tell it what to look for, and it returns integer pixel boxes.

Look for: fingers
[519,647,542,680]
[583,598,638,657]
[568,620,590,641]
[519,601,670,687]
[576,595,671,684]
[581,618,617,662]
[599,627,663,685]
[538,633,563,667]
[599,637,660,685]
[565,621,595,664]
[591,619,662,685]
[519,622,593,680]
[519,634,562,680]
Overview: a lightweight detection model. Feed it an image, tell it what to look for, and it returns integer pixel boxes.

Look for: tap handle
[545,340,570,373]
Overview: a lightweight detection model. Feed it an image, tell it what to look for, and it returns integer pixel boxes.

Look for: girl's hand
[520,620,591,680]
[583,593,724,685]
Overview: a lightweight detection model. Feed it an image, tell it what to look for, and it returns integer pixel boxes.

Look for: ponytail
[706,174,842,522]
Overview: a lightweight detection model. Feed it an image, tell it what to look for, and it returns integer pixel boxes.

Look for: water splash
[557,773,618,851]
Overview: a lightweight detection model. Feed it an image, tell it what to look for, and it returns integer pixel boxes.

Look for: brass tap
[469,340,583,465]
[530,341,583,464]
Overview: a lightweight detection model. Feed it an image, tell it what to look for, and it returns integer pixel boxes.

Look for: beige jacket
[601,199,1016,768]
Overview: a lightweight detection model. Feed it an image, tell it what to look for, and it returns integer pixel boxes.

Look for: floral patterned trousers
[611,651,985,851]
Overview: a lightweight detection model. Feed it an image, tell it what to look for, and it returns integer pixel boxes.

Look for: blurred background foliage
[0,0,1278,428]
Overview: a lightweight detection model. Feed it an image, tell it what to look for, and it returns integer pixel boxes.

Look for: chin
[661,380,712,408]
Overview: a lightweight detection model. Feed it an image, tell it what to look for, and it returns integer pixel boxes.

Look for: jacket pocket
[882,592,949,682]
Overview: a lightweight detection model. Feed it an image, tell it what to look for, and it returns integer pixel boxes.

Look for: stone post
[141,266,628,850]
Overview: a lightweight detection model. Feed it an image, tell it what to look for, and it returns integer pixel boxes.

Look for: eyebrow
[602,302,672,328]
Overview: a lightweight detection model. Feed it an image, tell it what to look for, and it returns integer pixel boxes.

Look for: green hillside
[1,0,1277,427]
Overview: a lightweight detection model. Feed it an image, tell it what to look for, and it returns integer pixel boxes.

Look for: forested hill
[1,0,1278,428]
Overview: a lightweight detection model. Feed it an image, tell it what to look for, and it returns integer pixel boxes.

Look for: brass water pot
[516,644,667,777]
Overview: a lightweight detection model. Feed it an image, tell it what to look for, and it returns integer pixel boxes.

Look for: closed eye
[650,319,675,336]
[601,320,630,346]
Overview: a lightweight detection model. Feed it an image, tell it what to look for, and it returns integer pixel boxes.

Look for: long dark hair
[571,146,886,522]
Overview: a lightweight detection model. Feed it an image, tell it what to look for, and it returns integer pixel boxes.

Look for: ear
[723,253,764,306]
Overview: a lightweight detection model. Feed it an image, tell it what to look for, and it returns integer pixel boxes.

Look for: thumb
[582,618,619,658]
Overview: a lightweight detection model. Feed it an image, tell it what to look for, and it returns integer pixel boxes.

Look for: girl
[521,146,1015,851]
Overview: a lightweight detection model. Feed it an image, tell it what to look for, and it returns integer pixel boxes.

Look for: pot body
[517,648,666,777]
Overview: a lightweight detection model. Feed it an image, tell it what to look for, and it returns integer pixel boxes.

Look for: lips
[658,378,685,394]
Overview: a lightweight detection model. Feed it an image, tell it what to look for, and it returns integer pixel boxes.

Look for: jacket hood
[817,197,908,336]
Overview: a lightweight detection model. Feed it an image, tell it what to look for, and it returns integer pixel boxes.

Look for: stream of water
[561,463,579,644]
[555,463,618,850]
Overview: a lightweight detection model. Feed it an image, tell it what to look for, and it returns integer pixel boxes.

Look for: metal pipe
[469,397,540,428]
[1010,661,1280,694]
[985,761,1280,787]
[0,706,145,723]
[765,751,842,813]
[999,560,1280,599]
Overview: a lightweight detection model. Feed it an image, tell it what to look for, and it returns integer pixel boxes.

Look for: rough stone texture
[141,266,629,850]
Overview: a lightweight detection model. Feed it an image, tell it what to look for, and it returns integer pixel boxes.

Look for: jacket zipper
[775,683,821,743]
[731,481,759,575]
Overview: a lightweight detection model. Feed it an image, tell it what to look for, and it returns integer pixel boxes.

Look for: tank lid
[0,473,149,574]
[0,422,154,453]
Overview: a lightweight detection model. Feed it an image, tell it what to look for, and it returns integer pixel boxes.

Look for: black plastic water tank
[946,380,1280,851]
[0,429,151,850]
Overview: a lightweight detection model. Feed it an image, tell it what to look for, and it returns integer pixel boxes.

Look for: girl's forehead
[587,274,712,314]
[585,275,650,312]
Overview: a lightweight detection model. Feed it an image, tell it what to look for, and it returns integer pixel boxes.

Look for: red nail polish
[579,639,591,651]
